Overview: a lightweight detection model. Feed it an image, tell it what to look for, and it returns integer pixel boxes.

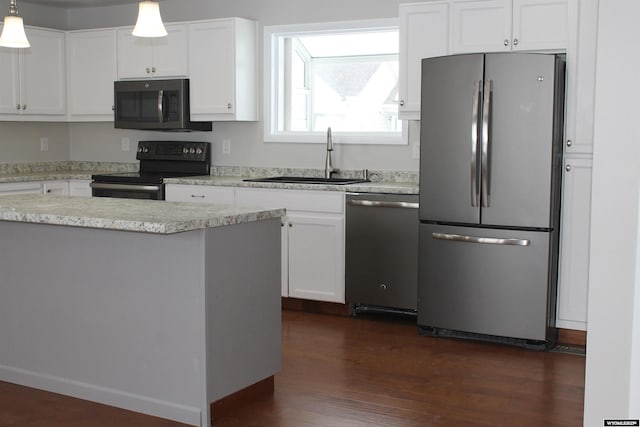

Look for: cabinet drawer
[235,188,344,213]
[165,184,235,204]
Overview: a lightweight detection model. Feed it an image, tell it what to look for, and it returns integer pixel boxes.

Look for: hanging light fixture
[132,1,167,38]
[0,0,30,48]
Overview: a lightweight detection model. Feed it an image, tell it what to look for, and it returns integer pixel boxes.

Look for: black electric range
[91,140,211,200]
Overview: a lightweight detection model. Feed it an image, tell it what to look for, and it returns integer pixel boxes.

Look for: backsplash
[210,166,418,184]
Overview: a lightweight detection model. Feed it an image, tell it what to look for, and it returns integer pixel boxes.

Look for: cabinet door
[117,28,153,79]
[152,24,188,78]
[68,180,92,197]
[21,27,66,115]
[512,0,568,51]
[0,24,21,115]
[556,157,591,331]
[68,29,117,118]
[564,0,596,155]
[188,20,235,117]
[451,0,511,53]
[288,212,345,303]
[398,2,450,120]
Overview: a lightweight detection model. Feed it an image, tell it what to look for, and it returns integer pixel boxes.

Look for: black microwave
[113,79,211,131]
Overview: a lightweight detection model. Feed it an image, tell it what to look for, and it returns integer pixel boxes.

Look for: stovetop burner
[91,141,211,200]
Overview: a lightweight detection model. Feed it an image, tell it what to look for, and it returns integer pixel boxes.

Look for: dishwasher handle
[347,199,419,209]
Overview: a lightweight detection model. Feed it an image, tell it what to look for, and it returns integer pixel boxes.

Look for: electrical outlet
[222,139,231,155]
[121,137,130,152]
[40,137,48,152]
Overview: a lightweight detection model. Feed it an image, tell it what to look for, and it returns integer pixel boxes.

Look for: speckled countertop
[0,162,419,194]
[0,194,285,234]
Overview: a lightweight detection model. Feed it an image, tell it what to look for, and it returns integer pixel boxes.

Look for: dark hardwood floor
[0,310,585,427]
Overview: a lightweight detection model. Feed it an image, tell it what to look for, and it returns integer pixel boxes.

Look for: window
[264,20,404,145]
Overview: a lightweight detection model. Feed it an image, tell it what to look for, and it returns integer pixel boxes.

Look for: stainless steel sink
[243,176,368,185]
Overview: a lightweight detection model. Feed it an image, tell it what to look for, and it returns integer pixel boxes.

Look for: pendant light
[132,1,167,38]
[0,0,30,48]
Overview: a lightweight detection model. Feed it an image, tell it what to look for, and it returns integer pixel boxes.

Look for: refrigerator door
[418,223,554,341]
[419,54,484,224]
[480,53,561,229]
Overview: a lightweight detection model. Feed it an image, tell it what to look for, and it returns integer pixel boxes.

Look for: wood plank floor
[0,310,585,427]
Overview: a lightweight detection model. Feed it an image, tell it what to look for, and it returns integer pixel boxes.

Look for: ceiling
[22,0,136,8]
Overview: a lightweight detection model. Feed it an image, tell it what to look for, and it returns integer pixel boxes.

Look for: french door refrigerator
[417,53,565,349]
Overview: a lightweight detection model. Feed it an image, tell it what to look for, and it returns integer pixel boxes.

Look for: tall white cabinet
[0,26,66,119]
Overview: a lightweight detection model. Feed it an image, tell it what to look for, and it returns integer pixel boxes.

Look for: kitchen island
[0,195,284,427]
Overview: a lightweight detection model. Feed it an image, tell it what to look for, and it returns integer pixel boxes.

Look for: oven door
[90,183,164,200]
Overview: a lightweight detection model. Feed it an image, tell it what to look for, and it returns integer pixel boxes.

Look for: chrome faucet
[324,127,339,179]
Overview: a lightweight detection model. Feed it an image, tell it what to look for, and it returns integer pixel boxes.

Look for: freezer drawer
[346,193,419,313]
[418,223,557,343]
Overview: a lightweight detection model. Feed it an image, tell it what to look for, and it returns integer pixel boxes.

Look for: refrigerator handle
[471,80,481,207]
[481,80,492,208]
[432,232,530,247]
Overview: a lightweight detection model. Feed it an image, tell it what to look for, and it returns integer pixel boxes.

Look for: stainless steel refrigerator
[417,53,565,349]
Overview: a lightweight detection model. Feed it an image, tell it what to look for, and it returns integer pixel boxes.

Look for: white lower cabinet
[68,180,92,197]
[285,212,345,302]
[235,188,345,303]
[166,185,345,303]
[556,157,592,331]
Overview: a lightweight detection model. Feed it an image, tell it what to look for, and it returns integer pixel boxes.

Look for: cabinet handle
[566,139,573,147]
[152,67,156,73]
[16,104,20,110]
[22,104,26,110]
[227,103,232,110]
[399,99,405,107]
[566,165,572,172]
[513,38,519,46]
[146,67,151,74]
[112,105,115,111]
[504,39,509,47]
[289,223,293,228]
[190,194,206,198]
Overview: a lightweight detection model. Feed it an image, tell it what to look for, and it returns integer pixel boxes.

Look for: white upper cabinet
[117,23,188,79]
[451,0,568,53]
[399,2,450,121]
[0,26,66,118]
[67,29,117,120]
[564,0,596,154]
[188,18,257,121]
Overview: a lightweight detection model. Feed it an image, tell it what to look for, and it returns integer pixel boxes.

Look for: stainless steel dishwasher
[345,192,419,316]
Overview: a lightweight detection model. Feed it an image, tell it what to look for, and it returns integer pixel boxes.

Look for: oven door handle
[90,183,162,192]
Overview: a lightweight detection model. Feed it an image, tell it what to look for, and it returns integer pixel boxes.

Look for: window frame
[263,19,405,145]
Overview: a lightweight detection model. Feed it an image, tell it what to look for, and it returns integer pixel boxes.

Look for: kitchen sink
[243,176,368,185]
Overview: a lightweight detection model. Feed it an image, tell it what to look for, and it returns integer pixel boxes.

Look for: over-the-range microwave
[113,78,212,131]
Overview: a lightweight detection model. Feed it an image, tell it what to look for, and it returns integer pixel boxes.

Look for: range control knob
[189,148,196,154]
[183,147,189,154]
[137,147,143,153]
[143,147,149,153]
[196,148,203,155]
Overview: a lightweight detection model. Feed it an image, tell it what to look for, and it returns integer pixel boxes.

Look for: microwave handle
[157,90,164,123]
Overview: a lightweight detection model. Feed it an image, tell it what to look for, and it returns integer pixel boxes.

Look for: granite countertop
[0,162,420,194]
[164,175,420,195]
[0,194,285,234]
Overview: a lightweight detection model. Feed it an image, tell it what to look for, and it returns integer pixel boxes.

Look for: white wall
[0,122,69,163]
[583,0,640,424]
